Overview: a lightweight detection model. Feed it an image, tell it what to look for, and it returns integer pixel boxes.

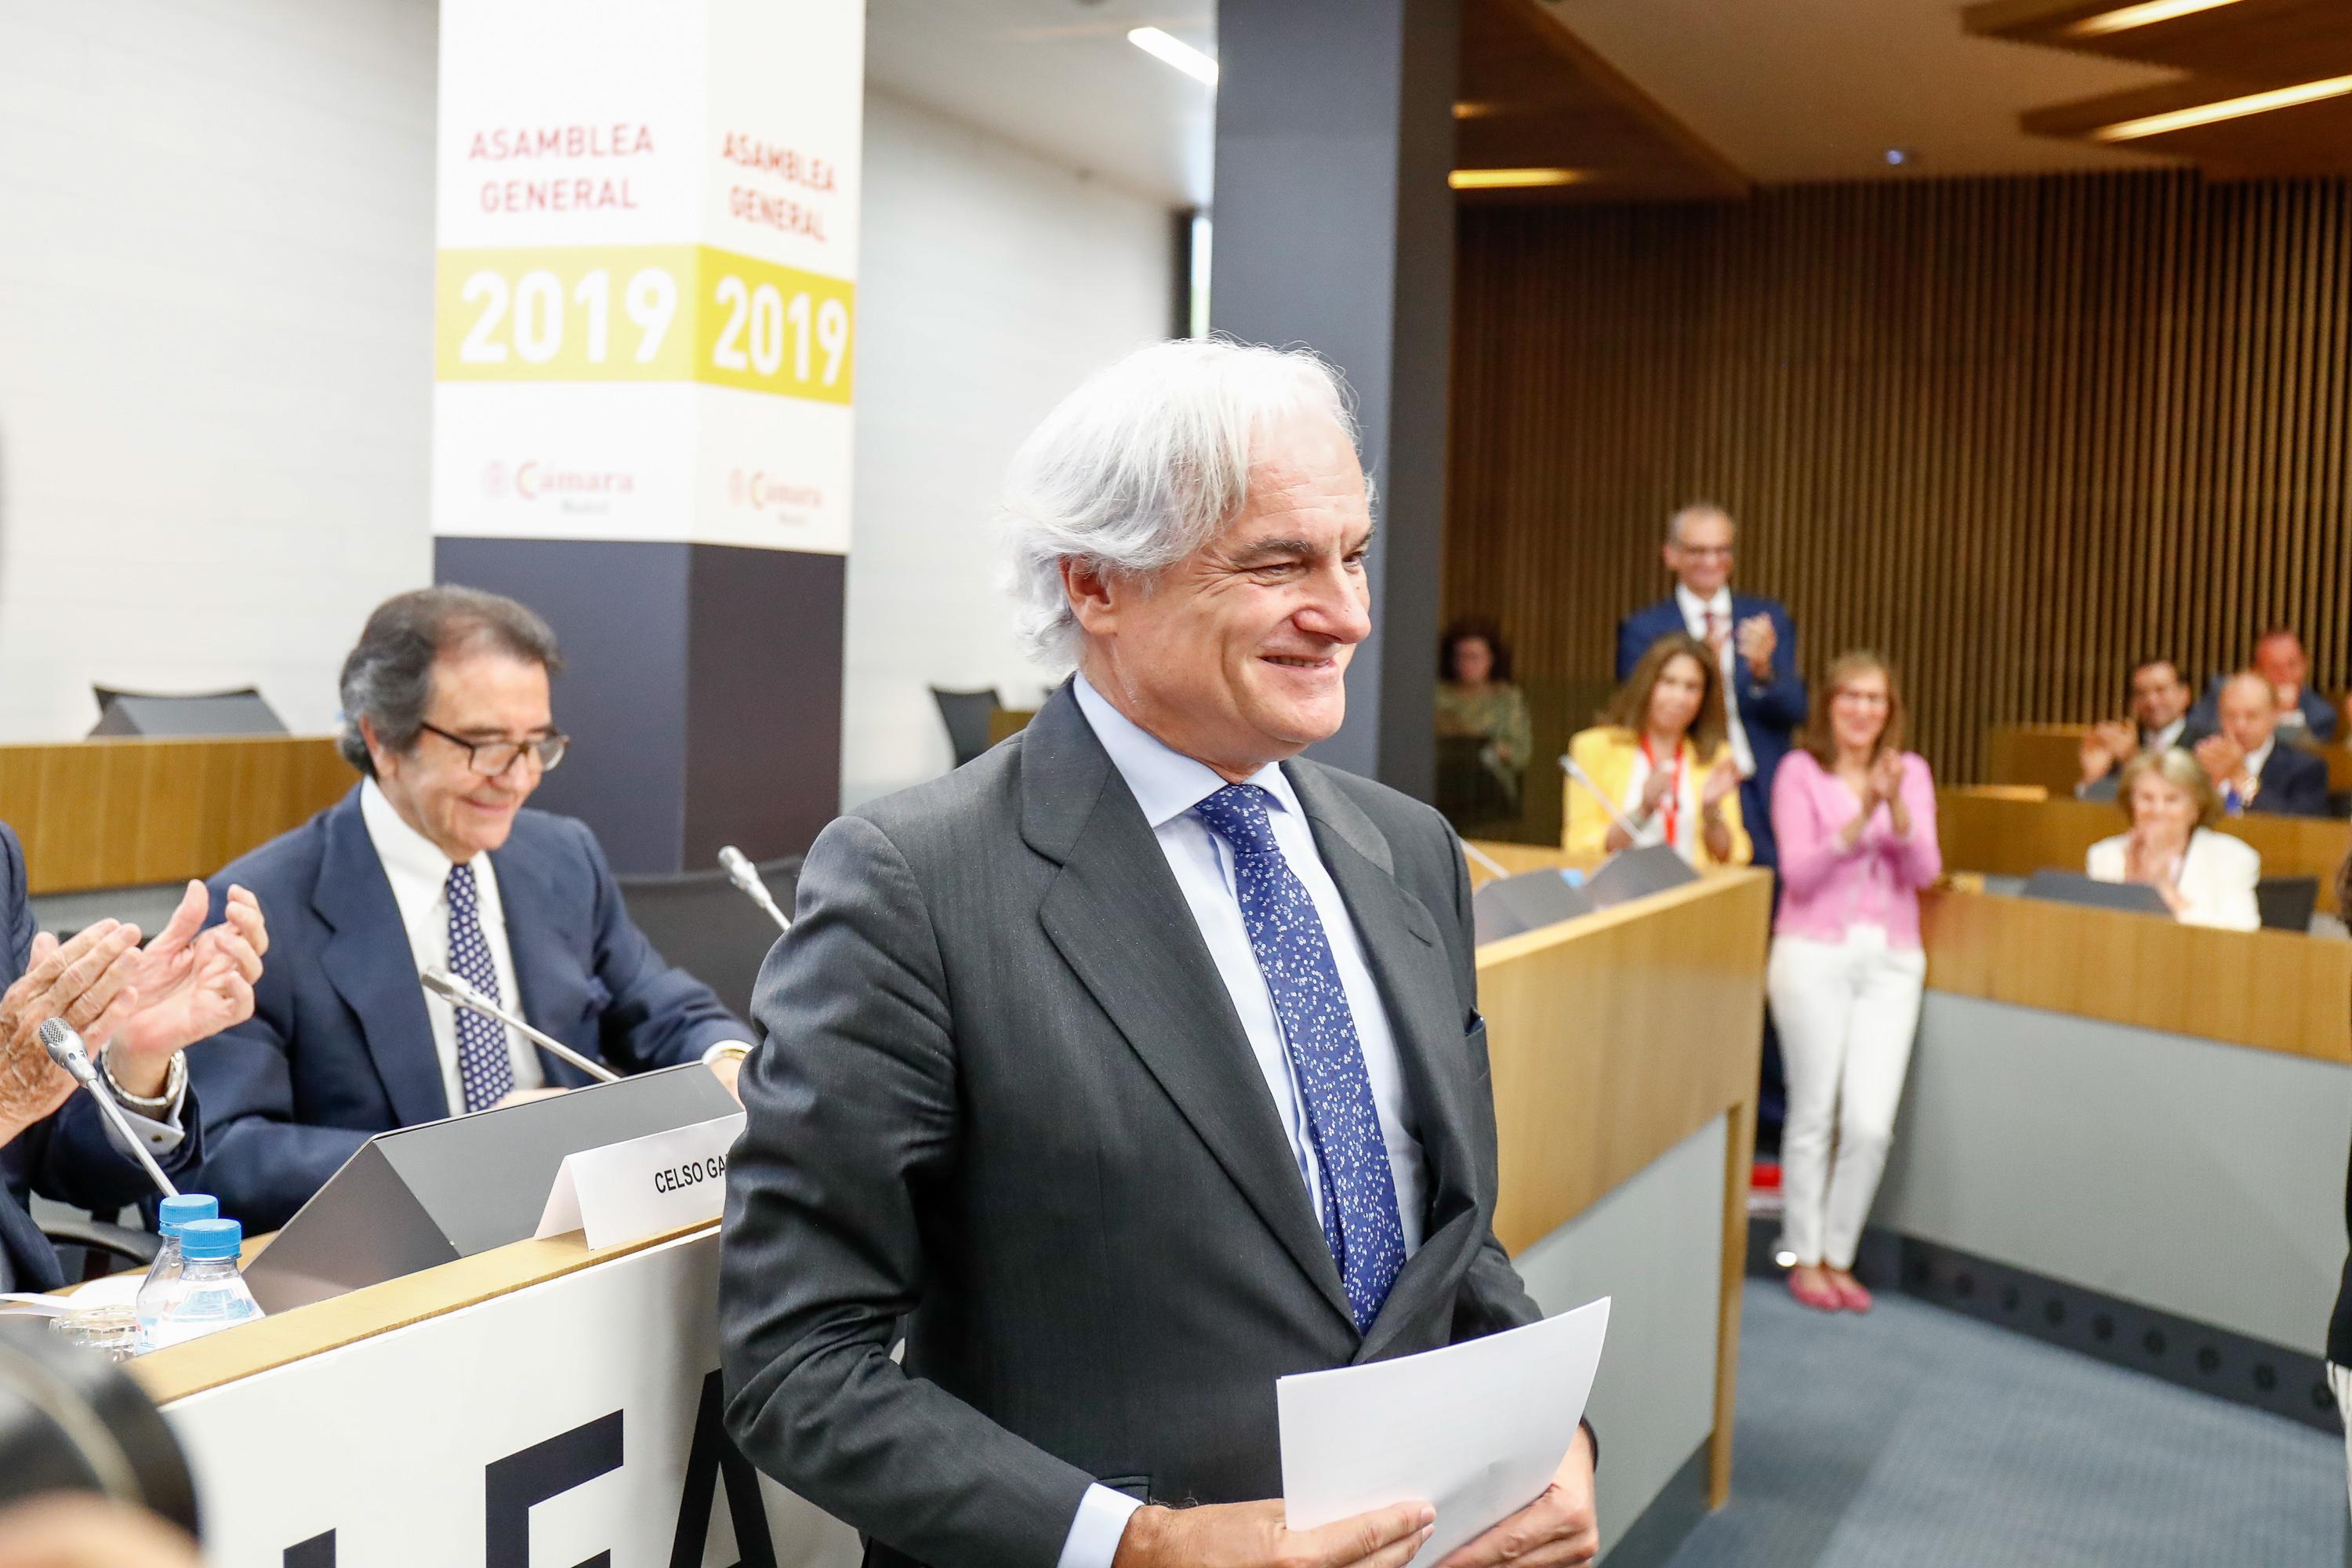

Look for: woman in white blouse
[2085,749,2260,931]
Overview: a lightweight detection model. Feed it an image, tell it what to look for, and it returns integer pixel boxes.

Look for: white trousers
[2331,1361,2352,1515]
[1768,928,1927,1270]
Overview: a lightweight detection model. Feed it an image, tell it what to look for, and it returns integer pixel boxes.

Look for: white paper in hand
[1279,1298,1609,1565]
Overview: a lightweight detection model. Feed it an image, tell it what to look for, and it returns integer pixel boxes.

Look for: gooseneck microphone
[419,968,622,1086]
[1559,754,1650,845]
[35,1021,180,1200]
[717,846,793,932]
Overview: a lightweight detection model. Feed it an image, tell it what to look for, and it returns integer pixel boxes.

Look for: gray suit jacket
[720,684,1541,1568]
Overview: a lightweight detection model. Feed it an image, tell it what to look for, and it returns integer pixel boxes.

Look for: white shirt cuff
[1055,1483,1144,1568]
[101,1085,187,1156]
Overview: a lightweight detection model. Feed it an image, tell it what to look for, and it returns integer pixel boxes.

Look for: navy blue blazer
[193,787,748,1232]
[2247,742,2331,818]
[0,823,206,1289]
[1616,593,1808,865]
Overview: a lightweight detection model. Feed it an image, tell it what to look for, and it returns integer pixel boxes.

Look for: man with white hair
[721,340,1598,1568]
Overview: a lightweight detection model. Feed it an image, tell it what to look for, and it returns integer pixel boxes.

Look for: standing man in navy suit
[1616,503,1806,869]
[192,586,753,1232]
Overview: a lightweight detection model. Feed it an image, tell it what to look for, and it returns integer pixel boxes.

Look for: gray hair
[999,339,1364,670]
[336,586,564,775]
[1668,502,1735,546]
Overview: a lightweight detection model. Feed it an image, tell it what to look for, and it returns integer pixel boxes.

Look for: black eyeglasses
[417,721,570,776]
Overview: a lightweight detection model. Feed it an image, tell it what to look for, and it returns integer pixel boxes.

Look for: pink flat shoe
[1787,1268,1843,1313]
[1830,1273,1874,1313]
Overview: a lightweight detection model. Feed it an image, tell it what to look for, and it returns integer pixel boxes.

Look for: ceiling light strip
[1449,169,1585,190]
[2093,74,2352,140]
[1127,27,1219,88]
[2064,0,2244,38]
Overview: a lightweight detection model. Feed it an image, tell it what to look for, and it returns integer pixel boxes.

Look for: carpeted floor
[1657,1280,2344,1567]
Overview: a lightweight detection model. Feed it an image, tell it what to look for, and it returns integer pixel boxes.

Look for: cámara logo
[727,468,821,521]
[481,459,635,513]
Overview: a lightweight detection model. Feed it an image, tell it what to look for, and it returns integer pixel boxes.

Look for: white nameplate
[534,1112,746,1250]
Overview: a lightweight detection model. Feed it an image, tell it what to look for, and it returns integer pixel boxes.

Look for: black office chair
[40,1214,160,1284]
[931,687,1003,770]
[2255,875,2320,933]
[615,855,803,1024]
[88,685,288,738]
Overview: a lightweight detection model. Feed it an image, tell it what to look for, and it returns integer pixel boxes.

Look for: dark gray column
[1210,0,1457,800]
[434,539,842,876]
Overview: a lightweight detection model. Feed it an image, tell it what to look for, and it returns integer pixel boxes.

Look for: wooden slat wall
[1446,169,2352,789]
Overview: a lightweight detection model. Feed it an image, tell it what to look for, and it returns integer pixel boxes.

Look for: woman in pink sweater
[1768,651,1942,1314]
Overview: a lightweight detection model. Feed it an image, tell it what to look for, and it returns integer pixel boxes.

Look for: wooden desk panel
[1922,887,2352,1065]
[0,736,352,895]
[1987,723,2352,796]
[1937,786,2352,915]
[1478,869,1771,1508]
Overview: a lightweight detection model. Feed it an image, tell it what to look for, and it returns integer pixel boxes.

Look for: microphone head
[419,967,475,1004]
[717,845,757,884]
[36,1018,89,1073]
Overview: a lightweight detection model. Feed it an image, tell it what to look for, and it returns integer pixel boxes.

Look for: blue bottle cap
[157,1195,219,1235]
[177,1218,243,1262]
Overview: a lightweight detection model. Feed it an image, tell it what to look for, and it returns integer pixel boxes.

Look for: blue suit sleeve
[1,828,32,979]
[576,825,749,1071]
[183,879,369,1234]
[2311,694,2339,745]
[1613,613,1647,684]
[1737,603,1808,731]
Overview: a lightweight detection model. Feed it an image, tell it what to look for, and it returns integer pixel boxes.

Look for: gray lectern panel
[243,1065,739,1315]
[1473,869,1596,945]
[1584,845,1698,909]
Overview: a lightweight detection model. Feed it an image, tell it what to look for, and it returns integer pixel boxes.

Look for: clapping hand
[1638,766,1677,817]
[2193,732,2244,788]
[1700,757,1740,812]
[2079,720,2138,784]
[1735,614,1777,679]
[0,922,145,1148]
[103,882,267,1098]
[1867,750,1906,807]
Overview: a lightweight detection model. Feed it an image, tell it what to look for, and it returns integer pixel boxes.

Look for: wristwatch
[101,1048,186,1116]
[700,1041,753,1068]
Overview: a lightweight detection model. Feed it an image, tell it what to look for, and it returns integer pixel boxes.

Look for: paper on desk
[1279,1297,1610,1565]
[0,1292,78,1316]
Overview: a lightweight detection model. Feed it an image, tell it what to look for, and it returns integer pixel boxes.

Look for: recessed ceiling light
[1128,27,1218,88]
[1883,147,1915,166]
[2065,0,2244,38]
[1449,168,1585,191]
[2093,73,2352,141]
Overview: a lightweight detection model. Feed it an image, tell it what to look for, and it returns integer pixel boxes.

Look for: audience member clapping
[2194,670,2329,817]
[2077,657,2198,800]
[2085,750,2259,930]
[1566,633,1749,868]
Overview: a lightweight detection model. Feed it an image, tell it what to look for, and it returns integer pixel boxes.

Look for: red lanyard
[1639,735,1685,846]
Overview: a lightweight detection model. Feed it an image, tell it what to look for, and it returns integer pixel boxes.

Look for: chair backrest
[88,686,288,739]
[615,855,802,1024]
[2255,875,2320,934]
[931,687,1004,768]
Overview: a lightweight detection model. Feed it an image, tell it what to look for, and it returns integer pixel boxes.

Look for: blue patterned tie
[1194,783,1406,1334]
[446,863,515,1112]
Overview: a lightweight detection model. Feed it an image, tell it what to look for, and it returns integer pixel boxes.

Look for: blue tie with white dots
[446,862,515,1113]
[1193,782,1406,1334]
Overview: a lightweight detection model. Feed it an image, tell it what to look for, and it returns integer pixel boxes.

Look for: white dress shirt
[358,777,543,1111]
[1058,675,1433,1568]
[1676,583,1755,779]
[2148,716,2187,753]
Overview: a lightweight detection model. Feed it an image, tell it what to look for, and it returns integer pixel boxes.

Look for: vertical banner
[432,0,862,556]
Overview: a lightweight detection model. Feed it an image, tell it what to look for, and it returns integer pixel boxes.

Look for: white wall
[0,0,437,740]
[841,91,1174,811]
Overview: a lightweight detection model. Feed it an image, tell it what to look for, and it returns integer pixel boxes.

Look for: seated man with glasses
[191,586,753,1230]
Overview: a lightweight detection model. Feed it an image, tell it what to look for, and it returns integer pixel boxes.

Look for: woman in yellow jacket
[1566,631,1752,867]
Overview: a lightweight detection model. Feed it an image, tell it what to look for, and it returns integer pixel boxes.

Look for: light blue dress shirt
[1056,674,1431,1568]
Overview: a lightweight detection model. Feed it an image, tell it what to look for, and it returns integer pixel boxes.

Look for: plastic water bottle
[133,1194,219,1353]
[144,1218,264,1349]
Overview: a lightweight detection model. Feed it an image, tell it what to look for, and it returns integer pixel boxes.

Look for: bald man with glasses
[188,586,750,1231]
